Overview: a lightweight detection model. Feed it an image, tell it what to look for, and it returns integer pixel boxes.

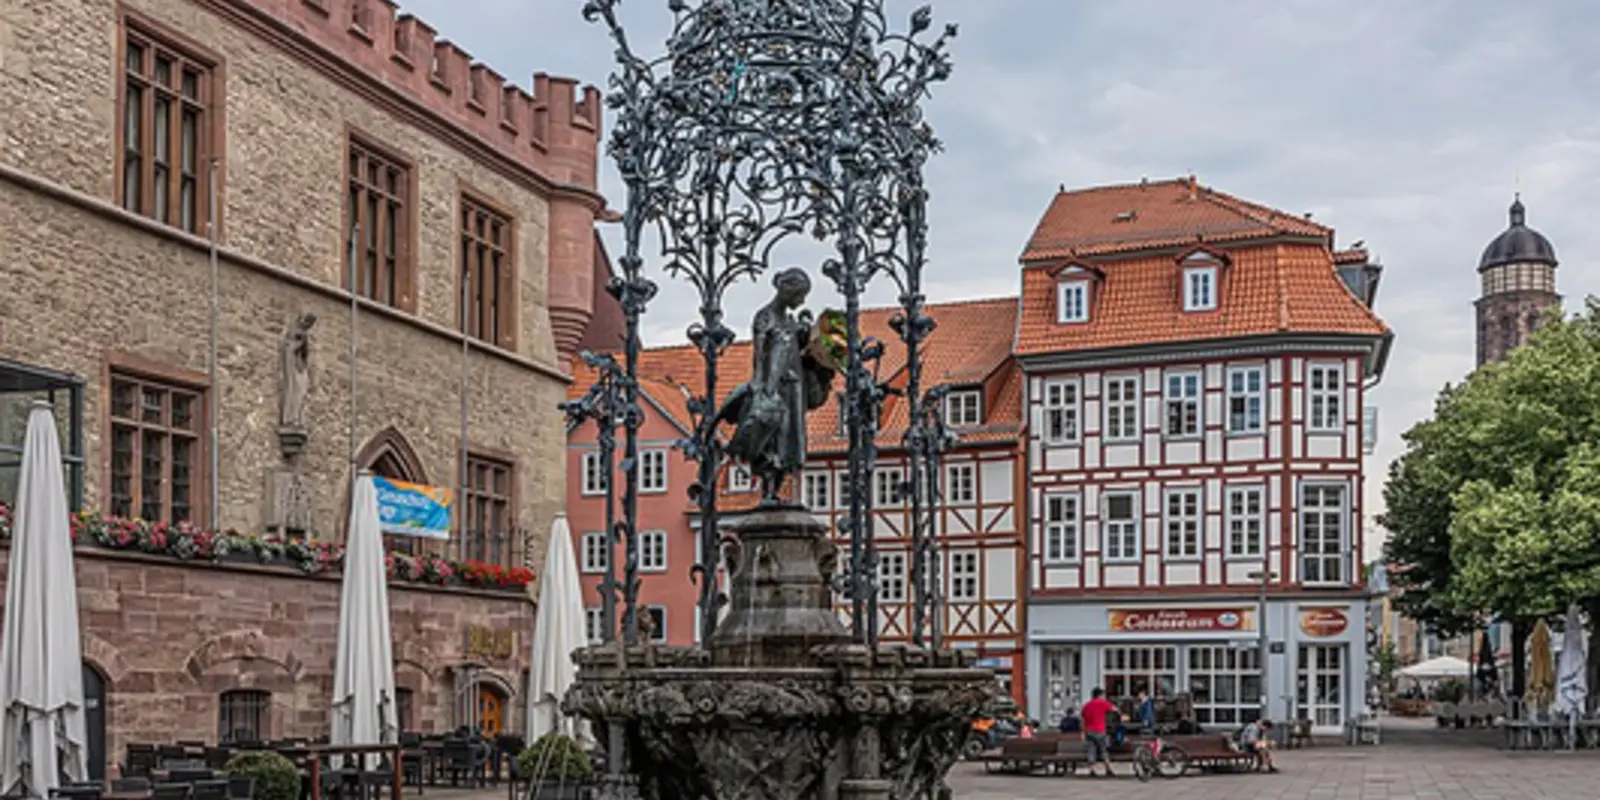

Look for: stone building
[0,0,605,778]
[1475,195,1561,365]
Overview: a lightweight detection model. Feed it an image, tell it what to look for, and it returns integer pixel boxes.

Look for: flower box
[0,503,534,591]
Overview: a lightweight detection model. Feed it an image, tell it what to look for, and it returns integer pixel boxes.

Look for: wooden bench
[1169,734,1260,774]
[974,732,1263,778]
[974,734,1093,775]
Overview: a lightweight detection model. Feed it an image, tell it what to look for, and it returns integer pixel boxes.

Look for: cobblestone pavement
[946,743,1600,799]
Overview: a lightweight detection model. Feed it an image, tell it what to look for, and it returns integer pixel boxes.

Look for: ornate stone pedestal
[564,506,997,800]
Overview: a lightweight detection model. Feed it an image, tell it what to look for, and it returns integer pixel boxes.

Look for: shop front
[1026,599,1367,734]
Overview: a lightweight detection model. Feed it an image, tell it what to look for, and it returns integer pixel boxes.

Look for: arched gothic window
[354,426,430,554]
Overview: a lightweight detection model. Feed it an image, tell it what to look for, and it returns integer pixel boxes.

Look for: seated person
[1057,708,1081,733]
[1236,719,1277,773]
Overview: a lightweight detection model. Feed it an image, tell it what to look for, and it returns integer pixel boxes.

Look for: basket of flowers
[806,309,848,372]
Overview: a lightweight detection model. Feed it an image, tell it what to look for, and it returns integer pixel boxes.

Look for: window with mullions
[0,361,85,511]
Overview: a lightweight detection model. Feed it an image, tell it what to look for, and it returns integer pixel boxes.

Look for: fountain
[561,2,998,799]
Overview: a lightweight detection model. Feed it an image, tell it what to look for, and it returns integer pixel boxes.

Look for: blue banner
[373,476,454,540]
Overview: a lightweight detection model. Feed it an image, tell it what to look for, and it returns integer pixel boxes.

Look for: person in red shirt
[1080,688,1118,777]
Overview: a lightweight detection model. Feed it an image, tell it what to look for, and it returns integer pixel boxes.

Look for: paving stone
[945,742,1600,800]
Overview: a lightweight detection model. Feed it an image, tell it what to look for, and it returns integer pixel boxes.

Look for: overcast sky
[401,0,1600,558]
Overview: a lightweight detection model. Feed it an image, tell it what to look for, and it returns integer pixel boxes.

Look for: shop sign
[1107,608,1253,633]
[465,627,515,661]
[1299,607,1349,638]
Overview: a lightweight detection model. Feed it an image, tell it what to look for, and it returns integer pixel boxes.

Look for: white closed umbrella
[0,402,88,797]
[330,472,397,769]
[526,514,588,742]
[1557,604,1588,747]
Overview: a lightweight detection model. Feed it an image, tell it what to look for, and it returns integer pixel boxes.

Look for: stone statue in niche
[278,312,316,457]
[264,468,314,537]
[714,267,837,505]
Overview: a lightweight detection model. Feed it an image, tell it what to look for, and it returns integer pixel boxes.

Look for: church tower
[1476,195,1560,365]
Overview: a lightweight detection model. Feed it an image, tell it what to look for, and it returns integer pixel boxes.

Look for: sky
[400,0,1600,559]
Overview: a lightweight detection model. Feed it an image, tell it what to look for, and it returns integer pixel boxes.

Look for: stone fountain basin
[564,643,998,800]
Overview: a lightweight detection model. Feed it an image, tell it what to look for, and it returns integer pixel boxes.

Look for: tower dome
[1478,196,1557,272]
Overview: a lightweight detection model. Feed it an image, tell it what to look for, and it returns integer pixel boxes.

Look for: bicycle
[1131,735,1189,782]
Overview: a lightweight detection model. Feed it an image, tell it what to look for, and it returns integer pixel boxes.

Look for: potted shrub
[224,751,300,800]
[516,733,592,800]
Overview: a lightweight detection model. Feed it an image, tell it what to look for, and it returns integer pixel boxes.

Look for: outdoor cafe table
[275,743,404,800]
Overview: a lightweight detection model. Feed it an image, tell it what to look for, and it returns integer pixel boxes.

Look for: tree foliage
[1380,386,1479,637]
[1383,299,1600,626]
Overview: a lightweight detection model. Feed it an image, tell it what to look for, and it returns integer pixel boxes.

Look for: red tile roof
[1013,180,1389,357]
[1020,177,1330,262]
[570,297,1023,453]
[1333,247,1370,265]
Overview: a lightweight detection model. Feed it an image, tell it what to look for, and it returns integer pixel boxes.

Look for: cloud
[398,0,1600,559]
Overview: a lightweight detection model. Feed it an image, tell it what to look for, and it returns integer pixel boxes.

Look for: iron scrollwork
[581,0,956,647]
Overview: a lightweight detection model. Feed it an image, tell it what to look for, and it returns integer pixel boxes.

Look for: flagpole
[206,158,220,531]
[458,265,470,563]
[348,227,360,480]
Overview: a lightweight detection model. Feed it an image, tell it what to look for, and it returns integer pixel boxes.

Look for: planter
[523,779,590,800]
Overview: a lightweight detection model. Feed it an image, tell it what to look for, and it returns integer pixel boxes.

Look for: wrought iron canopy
[577,0,958,650]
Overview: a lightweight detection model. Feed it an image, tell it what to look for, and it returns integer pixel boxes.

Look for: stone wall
[0,0,608,545]
[4,548,535,772]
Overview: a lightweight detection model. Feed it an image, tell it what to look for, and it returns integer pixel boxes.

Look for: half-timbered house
[1014,178,1391,733]
[567,298,1029,702]
[790,298,1026,700]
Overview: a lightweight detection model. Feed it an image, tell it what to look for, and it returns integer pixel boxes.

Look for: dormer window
[1057,281,1089,323]
[944,389,982,428]
[1179,250,1225,312]
[1183,267,1216,311]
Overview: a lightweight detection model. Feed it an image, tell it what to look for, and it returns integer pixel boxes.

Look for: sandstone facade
[0,0,605,775]
[0,549,536,773]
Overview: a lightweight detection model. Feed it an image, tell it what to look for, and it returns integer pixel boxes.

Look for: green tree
[1380,389,1479,639]
[1384,299,1600,694]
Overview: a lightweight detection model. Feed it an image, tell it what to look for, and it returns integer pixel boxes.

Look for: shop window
[1187,645,1262,726]
[1100,646,1177,701]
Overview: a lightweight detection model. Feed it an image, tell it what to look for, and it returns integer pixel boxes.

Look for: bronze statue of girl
[715,267,836,505]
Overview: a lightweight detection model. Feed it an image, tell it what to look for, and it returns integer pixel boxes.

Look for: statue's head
[772,267,811,308]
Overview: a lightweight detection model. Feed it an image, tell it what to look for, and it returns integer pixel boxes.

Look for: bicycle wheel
[1157,745,1190,778]
[1132,748,1156,782]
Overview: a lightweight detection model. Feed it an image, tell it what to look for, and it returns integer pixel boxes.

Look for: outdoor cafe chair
[150,784,192,800]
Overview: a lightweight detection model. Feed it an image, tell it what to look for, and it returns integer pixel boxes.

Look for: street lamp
[1248,569,1279,722]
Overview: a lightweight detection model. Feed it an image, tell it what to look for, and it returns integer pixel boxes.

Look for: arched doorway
[353,427,429,554]
[82,662,107,781]
[476,684,507,737]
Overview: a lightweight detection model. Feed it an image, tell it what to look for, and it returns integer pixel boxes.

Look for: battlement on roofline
[253,0,602,190]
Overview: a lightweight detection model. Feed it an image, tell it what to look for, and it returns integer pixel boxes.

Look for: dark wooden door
[82,662,106,781]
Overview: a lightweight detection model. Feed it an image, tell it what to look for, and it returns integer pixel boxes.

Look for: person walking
[1080,688,1119,778]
